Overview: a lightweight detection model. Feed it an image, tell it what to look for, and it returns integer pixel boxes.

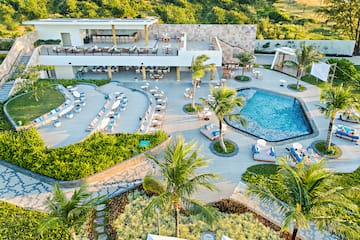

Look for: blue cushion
[212,130,220,137]
[253,144,260,154]
[290,147,302,162]
[270,147,275,157]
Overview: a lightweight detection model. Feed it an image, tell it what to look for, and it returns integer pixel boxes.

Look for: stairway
[10,55,31,79]
[94,203,108,240]
[0,81,15,102]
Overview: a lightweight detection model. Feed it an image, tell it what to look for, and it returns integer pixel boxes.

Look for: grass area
[213,140,236,154]
[0,200,69,239]
[274,0,324,20]
[0,128,168,180]
[234,75,251,81]
[6,86,64,125]
[109,190,283,240]
[315,141,340,155]
[301,75,328,89]
[184,103,202,113]
[0,53,6,64]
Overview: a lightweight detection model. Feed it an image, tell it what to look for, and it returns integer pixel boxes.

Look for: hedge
[0,201,69,239]
[0,128,168,180]
[37,79,111,87]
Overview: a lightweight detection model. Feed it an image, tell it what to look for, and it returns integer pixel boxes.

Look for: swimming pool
[225,88,313,142]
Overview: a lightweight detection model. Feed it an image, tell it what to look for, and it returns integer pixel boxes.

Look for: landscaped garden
[0,200,69,239]
[0,127,168,180]
[242,163,360,239]
[6,86,65,125]
[108,190,283,240]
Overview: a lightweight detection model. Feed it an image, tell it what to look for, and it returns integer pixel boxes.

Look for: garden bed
[0,128,168,181]
[182,103,203,114]
[210,139,239,157]
[108,189,285,240]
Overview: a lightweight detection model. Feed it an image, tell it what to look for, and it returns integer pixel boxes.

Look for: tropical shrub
[37,79,111,87]
[0,128,168,180]
[111,191,282,240]
[327,58,359,86]
[0,200,69,239]
[243,164,360,238]
[34,39,61,47]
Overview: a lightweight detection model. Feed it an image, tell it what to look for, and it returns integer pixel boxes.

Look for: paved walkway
[0,68,359,239]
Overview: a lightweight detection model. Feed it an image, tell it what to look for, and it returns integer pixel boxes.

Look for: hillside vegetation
[0,0,343,41]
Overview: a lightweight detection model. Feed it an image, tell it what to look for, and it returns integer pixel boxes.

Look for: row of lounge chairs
[335,125,359,143]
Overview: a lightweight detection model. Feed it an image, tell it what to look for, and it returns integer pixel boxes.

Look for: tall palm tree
[39,183,104,240]
[190,54,211,110]
[294,42,323,89]
[200,85,246,152]
[235,51,255,76]
[143,135,219,238]
[247,157,358,240]
[318,84,360,150]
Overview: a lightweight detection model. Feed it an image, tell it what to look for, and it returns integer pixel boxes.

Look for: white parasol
[257,139,267,147]
[293,142,303,150]
[112,100,121,110]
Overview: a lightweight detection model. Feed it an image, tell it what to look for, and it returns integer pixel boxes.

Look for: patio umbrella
[257,139,267,147]
[293,142,302,150]
[142,64,146,80]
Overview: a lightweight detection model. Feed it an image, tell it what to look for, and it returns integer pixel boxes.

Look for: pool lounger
[200,123,225,141]
[252,144,276,163]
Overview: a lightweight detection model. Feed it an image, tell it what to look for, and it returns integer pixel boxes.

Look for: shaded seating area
[200,123,225,141]
[287,143,320,164]
[252,139,276,163]
[335,125,359,143]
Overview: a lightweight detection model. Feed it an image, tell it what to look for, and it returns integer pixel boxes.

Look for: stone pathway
[230,182,340,240]
[0,159,154,211]
[94,204,108,240]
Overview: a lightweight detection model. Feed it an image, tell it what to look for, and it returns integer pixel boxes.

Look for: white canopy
[146,234,187,240]
[221,236,233,240]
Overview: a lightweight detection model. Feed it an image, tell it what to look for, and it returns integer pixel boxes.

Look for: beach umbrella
[293,142,302,150]
[257,139,267,147]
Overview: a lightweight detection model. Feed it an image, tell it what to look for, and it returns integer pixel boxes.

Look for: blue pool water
[226,88,312,142]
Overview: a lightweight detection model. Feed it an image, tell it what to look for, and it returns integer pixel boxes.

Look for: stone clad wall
[150,24,256,62]
[0,32,38,86]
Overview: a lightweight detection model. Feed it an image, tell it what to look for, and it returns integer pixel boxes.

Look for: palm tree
[143,135,219,238]
[39,183,104,240]
[190,54,211,110]
[318,84,359,151]
[200,85,246,152]
[235,51,255,76]
[294,42,323,89]
[247,157,358,240]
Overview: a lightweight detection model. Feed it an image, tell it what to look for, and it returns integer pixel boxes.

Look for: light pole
[155,207,160,235]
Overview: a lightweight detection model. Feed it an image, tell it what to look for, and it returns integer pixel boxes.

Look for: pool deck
[0,68,358,239]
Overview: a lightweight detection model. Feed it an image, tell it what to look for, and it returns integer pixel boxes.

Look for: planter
[209,139,239,157]
[183,103,203,115]
[311,140,342,159]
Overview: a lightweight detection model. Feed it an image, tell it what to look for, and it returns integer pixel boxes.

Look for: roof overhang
[23,18,158,27]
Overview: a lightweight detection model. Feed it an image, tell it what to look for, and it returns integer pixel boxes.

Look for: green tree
[143,136,219,238]
[235,51,255,76]
[190,54,212,110]
[318,84,360,151]
[327,58,359,86]
[294,42,323,89]
[200,85,246,152]
[247,158,359,240]
[39,183,104,240]
[319,0,360,55]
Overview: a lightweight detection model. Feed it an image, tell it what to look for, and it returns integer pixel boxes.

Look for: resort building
[23,18,256,80]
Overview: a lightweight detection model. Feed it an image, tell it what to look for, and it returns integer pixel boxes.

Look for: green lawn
[6,86,64,125]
